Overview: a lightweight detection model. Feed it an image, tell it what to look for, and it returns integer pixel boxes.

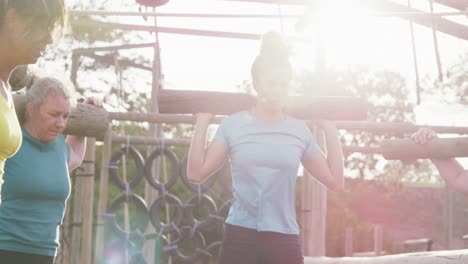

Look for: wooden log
[380,137,468,160]
[12,94,110,139]
[157,90,368,121]
[303,249,468,264]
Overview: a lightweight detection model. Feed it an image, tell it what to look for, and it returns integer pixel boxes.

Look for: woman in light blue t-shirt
[188,32,345,264]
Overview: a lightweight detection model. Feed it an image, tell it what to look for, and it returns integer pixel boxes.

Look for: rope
[277,3,284,33]
[407,0,421,104]
[428,0,444,82]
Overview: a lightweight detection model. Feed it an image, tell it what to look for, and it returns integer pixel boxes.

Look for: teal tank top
[0,128,71,256]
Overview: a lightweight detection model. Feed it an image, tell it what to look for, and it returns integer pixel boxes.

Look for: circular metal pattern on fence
[206,241,223,261]
[108,193,149,238]
[170,225,207,264]
[149,192,184,233]
[180,156,227,192]
[106,145,231,264]
[109,146,145,189]
[179,156,220,192]
[186,194,218,230]
[218,199,232,220]
[144,147,180,191]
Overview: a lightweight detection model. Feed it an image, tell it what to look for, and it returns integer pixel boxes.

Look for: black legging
[0,249,55,264]
[218,224,304,264]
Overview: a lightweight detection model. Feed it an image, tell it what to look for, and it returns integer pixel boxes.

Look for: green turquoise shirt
[0,128,71,256]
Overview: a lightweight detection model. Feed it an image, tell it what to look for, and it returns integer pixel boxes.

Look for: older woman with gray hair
[0,77,102,264]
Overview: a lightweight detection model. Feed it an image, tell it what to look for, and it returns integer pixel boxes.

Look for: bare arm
[301,122,344,191]
[66,135,86,171]
[432,158,468,193]
[412,128,468,193]
[187,113,228,183]
[66,97,103,172]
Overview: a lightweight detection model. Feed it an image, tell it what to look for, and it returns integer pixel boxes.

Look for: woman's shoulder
[286,116,309,128]
[221,111,250,124]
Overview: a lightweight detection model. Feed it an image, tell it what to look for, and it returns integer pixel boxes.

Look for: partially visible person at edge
[0,77,103,264]
[0,0,67,194]
[412,128,468,194]
[187,31,344,264]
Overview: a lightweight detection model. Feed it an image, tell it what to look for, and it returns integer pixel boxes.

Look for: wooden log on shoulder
[380,137,468,160]
[158,90,368,120]
[13,94,110,139]
[304,249,468,264]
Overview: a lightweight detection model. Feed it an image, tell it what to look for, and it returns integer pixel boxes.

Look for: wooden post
[302,126,327,256]
[56,198,72,264]
[374,225,383,256]
[444,186,454,249]
[345,227,353,257]
[79,138,96,264]
[94,126,113,264]
[144,14,163,264]
[70,169,84,264]
[12,94,109,139]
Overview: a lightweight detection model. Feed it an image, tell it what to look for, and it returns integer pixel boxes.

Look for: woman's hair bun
[258,31,290,63]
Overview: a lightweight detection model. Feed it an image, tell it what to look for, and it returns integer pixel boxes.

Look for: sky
[59,0,467,167]
[64,0,468,122]
[66,0,467,90]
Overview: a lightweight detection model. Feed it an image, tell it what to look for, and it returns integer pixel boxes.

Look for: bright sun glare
[292,1,413,73]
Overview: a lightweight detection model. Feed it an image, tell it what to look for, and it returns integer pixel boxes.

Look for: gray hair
[25,77,75,120]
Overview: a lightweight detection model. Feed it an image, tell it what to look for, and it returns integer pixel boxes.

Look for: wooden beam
[228,0,468,41]
[360,0,468,41]
[380,137,468,160]
[304,249,468,263]
[335,121,468,135]
[74,19,261,40]
[157,90,368,120]
[13,94,110,139]
[434,0,468,11]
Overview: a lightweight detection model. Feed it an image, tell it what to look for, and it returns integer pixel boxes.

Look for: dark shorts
[218,224,304,264]
[0,249,55,264]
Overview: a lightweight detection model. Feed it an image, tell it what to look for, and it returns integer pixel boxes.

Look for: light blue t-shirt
[0,128,71,256]
[214,111,319,235]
